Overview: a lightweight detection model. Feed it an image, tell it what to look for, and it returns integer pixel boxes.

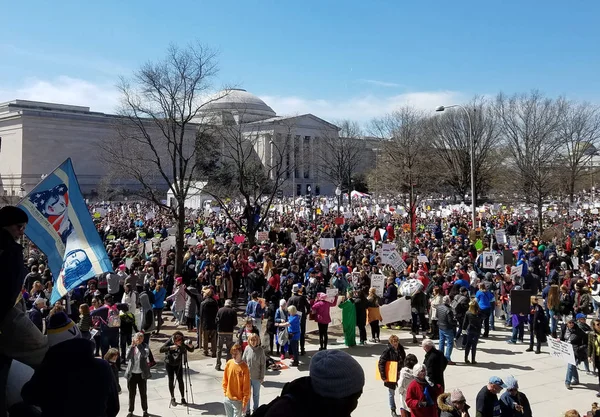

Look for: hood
[140,292,152,309]
[437,392,470,413]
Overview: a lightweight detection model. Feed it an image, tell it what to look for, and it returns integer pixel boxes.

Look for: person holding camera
[160,330,195,407]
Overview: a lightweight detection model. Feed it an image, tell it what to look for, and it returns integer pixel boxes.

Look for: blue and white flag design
[18,158,112,304]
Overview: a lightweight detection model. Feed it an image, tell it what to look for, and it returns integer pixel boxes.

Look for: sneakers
[391,410,399,417]
[472,360,478,364]
[566,383,572,390]
[525,348,533,352]
[215,366,222,371]
[171,398,177,407]
[447,361,456,366]
[507,340,516,344]
[143,412,149,417]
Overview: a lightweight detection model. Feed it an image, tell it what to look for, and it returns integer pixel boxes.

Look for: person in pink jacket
[311,292,338,351]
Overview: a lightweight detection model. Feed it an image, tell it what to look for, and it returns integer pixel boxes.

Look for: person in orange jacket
[222,343,251,417]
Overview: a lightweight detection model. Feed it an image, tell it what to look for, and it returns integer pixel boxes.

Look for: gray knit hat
[309,350,365,399]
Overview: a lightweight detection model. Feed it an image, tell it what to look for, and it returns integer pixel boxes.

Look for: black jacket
[0,228,26,322]
[200,297,219,330]
[436,304,457,331]
[378,343,406,389]
[463,311,483,335]
[216,306,237,333]
[159,338,194,366]
[424,347,447,388]
[22,338,119,417]
[287,294,311,315]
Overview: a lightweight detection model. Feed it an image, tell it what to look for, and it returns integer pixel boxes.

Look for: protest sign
[187,238,198,246]
[256,231,269,242]
[326,288,338,303]
[290,232,297,243]
[495,229,507,245]
[417,255,429,264]
[234,235,245,244]
[548,338,576,365]
[381,243,396,264]
[203,227,213,236]
[380,298,412,323]
[334,217,345,225]
[144,241,153,256]
[509,235,518,248]
[319,238,335,250]
[483,252,496,269]
[475,240,483,251]
[572,220,582,230]
[216,236,225,244]
[375,361,398,382]
[511,263,523,278]
[387,250,407,272]
[370,274,386,297]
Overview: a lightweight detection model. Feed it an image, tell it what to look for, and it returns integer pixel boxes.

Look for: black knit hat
[0,206,28,228]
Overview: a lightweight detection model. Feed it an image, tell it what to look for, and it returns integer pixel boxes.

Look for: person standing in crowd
[90,294,121,358]
[561,316,587,389]
[106,271,122,305]
[275,299,290,359]
[576,313,592,374]
[475,376,504,417]
[311,292,338,350]
[437,389,471,417]
[77,302,93,341]
[547,284,561,338]
[121,284,138,326]
[104,348,122,394]
[28,297,46,333]
[119,304,138,365]
[159,330,194,407]
[168,276,187,326]
[238,318,260,351]
[184,281,202,333]
[436,295,457,365]
[499,376,532,417]
[152,279,167,333]
[222,343,251,417]
[139,292,156,367]
[125,332,151,417]
[216,299,238,371]
[339,294,357,347]
[429,287,443,339]
[475,283,494,338]
[242,333,265,416]
[287,284,311,355]
[422,338,447,391]
[246,291,265,335]
[588,319,600,397]
[286,305,301,366]
[398,354,419,417]
[411,286,429,343]
[405,363,440,417]
[526,296,547,354]
[367,287,383,343]
[463,300,483,364]
[21,312,119,417]
[256,349,365,417]
[200,287,219,357]
[378,335,406,417]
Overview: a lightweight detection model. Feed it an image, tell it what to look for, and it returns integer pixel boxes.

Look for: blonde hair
[468,299,480,315]
[248,333,260,345]
[287,305,298,315]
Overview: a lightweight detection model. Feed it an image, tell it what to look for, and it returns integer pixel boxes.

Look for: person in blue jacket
[286,305,301,367]
[152,279,167,333]
[475,283,494,338]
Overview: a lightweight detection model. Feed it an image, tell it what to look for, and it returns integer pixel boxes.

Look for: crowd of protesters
[3,199,600,416]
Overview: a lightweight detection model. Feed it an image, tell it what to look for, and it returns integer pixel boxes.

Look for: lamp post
[335,185,342,214]
[436,104,476,228]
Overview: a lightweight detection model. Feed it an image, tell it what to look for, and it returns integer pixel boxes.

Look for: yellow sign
[93,212,101,219]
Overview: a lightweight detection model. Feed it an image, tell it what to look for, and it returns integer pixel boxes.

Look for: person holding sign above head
[378,335,406,417]
[311,292,338,351]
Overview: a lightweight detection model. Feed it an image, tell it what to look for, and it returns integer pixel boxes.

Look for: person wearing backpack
[90,295,121,358]
[119,304,138,365]
[139,292,156,367]
[451,287,469,344]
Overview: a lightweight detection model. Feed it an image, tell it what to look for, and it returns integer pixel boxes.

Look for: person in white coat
[122,283,138,326]
[397,354,418,417]
[167,277,187,325]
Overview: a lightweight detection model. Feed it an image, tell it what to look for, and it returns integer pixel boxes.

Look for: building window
[315,185,320,195]
[304,135,310,142]
[2,190,7,196]
[306,184,312,195]
[296,184,301,196]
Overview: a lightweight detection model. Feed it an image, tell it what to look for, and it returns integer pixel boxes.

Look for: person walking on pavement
[287,284,311,355]
[200,287,219,357]
[560,316,587,389]
[463,300,483,364]
[216,299,238,371]
[378,335,407,417]
[246,292,265,335]
[436,296,457,365]
[422,338,448,391]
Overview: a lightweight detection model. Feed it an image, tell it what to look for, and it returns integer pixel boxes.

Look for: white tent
[166,181,211,209]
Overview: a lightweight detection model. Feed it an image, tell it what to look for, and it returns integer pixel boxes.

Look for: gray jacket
[436,303,457,331]
[241,345,265,381]
[124,343,151,380]
[184,286,202,318]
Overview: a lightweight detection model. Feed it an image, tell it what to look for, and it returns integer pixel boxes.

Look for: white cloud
[260,90,467,122]
[357,79,403,88]
[0,76,120,113]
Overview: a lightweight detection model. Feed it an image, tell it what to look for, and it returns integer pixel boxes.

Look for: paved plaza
[117,322,597,417]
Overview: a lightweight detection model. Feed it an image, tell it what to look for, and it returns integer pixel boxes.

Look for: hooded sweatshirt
[140,293,155,333]
[241,344,265,381]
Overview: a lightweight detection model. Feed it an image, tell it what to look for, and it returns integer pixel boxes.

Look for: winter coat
[200,296,219,330]
[424,347,447,388]
[288,314,301,341]
[140,292,155,333]
[167,284,187,312]
[574,290,593,315]
[242,344,266,381]
[378,343,406,389]
[366,297,383,324]
[312,299,336,324]
[216,305,238,333]
[430,295,443,321]
[22,338,120,417]
[437,392,471,417]
[152,287,167,309]
[463,311,483,335]
[287,294,311,315]
[121,290,138,318]
[411,292,428,314]
[406,379,440,417]
[384,282,398,305]
[530,304,547,343]
[499,390,532,417]
[0,228,27,323]
[28,306,44,332]
[265,303,277,334]
[398,367,414,412]
[436,304,457,331]
[124,342,151,380]
[184,286,202,318]
[159,337,194,366]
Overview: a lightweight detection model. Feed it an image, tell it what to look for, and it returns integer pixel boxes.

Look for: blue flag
[18,158,112,304]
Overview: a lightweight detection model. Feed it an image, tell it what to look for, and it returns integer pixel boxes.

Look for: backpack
[106,304,121,328]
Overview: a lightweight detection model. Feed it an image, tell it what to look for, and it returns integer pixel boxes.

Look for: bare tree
[494,90,565,233]
[201,116,291,245]
[557,101,600,202]
[100,42,225,273]
[317,120,364,198]
[369,107,432,240]
[429,97,501,203]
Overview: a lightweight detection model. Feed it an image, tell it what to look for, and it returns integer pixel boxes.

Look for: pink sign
[234,235,245,244]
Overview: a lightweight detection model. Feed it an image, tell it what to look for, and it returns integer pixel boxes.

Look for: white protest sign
[354,235,364,242]
[326,288,338,304]
[319,238,335,250]
[572,220,582,230]
[548,338,576,365]
[381,243,396,265]
[380,298,412,323]
[572,256,579,270]
[291,232,298,243]
[495,229,507,245]
[511,263,523,278]
[417,255,429,264]
[256,231,269,242]
[203,227,213,236]
[371,274,386,297]
[125,258,134,269]
[145,211,155,220]
[388,251,407,272]
[216,236,225,244]
[144,241,153,256]
[187,238,198,246]
[344,212,353,219]
[483,252,496,269]
[509,235,518,248]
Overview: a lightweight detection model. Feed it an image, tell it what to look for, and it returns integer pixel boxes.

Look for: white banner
[371,274,386,297]
[319,238,335,250]
[548,338,576,365]
[495,229,507,245]
[380,298,412,323]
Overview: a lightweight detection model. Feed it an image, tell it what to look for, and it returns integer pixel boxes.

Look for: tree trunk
[175,201,186,275]
[245,204,257,247]
[537,197,544,235]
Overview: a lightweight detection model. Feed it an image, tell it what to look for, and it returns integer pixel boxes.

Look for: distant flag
[18,158,112,304]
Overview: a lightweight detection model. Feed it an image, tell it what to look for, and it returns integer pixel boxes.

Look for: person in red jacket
[405,363,440,417]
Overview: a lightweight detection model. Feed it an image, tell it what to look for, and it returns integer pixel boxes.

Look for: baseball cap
[489,376,506,388]
[576,313,587,320]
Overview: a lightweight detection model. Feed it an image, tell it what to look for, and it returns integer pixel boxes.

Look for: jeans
[128,373,148,412]
[464,332,479,361]
[250,379,261,412]
[480,308,491,336]
[101,330,119,358]
[300,317,307,352]
[489,306,495,331]
[438,328,455,361]
[166,363,184,398]
[549,310,558,336]
[388,387,396,411]
[173,308,184,323]
[510,323,525,342]
[216,333,234,368]
[566,363,580,384]
[289,339,299,363]
[318,323,329,349]
[223,396,244,417]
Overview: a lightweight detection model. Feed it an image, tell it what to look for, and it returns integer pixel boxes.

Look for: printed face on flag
[29,184,73,245]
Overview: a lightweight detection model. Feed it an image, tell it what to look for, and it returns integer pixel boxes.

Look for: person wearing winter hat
[21,312,120,417]
[437,389,470,417]
[258,349,365,417]
[287,283,311,355]
[499,376,532,417]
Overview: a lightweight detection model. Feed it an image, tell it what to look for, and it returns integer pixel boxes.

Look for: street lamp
[436,104,476,229]
[335,185,342,214]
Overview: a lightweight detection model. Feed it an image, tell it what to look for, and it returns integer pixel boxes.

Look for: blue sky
[1,0,598,122]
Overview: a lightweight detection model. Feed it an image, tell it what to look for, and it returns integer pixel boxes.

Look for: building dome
[200,89,276,124]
